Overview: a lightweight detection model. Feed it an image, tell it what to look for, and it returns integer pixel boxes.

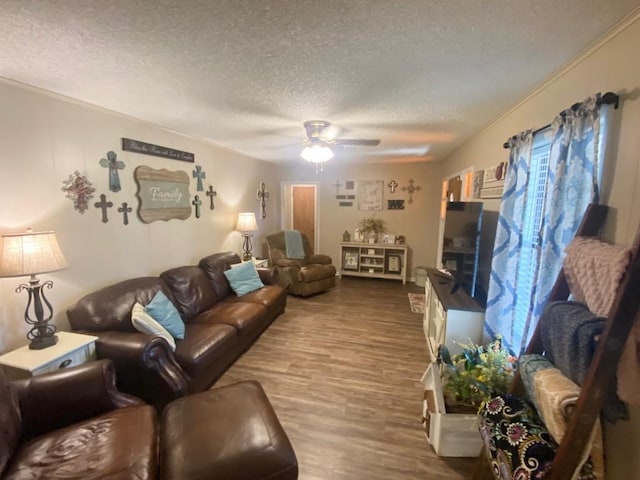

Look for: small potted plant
[359,216,386,243]
[440,336,516,413]
[421,336,516,456]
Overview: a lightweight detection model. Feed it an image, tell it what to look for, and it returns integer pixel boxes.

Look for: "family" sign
[134,166,191,223]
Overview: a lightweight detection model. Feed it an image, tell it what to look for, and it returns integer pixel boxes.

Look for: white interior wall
[278,161,443,281]
[0,80,281,352]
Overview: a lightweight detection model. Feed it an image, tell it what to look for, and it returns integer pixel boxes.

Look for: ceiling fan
[303,120,381,147]
[300,120,380,169]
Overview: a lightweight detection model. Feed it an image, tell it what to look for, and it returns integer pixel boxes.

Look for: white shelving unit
[339,242,408,284]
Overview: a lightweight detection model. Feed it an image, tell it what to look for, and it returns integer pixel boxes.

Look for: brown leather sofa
[266,231,337,296]
[67,252,287,410]
[0,359,158,479]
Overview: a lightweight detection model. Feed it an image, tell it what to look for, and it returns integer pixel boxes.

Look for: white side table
[0,331,98,380]
[253,258,269,268]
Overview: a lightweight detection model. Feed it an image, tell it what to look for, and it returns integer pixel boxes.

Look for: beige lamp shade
[0,230,69,278]
[236,212,258,233]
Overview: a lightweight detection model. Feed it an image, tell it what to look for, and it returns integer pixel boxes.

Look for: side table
[253,258,269,268]
[0,331,98,380]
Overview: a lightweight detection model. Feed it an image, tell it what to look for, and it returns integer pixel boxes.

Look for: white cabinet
[0,331,98,380]
[423,268,484,359]
[339,242,408,284]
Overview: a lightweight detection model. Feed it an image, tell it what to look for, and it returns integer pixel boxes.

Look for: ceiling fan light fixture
[300,143,334,164]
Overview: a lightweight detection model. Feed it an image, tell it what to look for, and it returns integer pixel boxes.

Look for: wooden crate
[420,362,483,457]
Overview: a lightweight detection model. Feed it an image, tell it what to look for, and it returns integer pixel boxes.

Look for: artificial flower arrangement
[439,336,517,413]
[358,216,386,241]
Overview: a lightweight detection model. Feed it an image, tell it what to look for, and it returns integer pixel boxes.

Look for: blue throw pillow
[145,291,185,340]
[224,261,265,296]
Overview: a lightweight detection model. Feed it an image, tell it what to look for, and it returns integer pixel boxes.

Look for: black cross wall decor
[257,182,269,218]
[206,185,217,210]
[118,202,132,225]
[401,178,422,204]
[94,194,113,223]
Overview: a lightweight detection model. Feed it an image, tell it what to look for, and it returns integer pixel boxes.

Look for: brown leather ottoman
[160,380,298,480]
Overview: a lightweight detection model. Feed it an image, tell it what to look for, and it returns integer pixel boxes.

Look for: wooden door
[292,185,316,252]
[447,176,462,201]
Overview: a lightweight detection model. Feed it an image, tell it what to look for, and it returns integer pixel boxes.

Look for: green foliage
[359,216,386,235]
[440,336,516,409]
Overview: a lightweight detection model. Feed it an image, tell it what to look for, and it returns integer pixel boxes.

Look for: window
[513,129,552,328]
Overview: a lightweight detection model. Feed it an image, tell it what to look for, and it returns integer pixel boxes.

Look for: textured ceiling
[1,0,638,166]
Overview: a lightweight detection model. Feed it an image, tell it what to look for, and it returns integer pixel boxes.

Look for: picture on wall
[358,180,384,211]
[472,170,484,199]
[481,161,507,199]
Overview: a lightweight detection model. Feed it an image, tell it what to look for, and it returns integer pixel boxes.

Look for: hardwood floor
[216,277,476,480]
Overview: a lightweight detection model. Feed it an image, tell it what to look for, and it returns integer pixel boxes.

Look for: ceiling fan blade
[334,138,381,146]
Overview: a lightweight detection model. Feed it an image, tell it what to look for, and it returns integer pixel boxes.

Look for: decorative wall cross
[257,182,269,219]
[192,195,202,218]
[388,180,398,193]
[206,185,217,210]
[118,202,132,225]
[193,165,206,192]
[401,178,422,204]
[61,170,95,213]
[331,180,343,195]
[95,193,114,223]
[99,151,125,192]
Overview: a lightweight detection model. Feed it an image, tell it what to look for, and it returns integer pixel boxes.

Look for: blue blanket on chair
[284,230,305,259]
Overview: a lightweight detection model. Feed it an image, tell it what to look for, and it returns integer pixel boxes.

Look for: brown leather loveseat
[67,252,287,409]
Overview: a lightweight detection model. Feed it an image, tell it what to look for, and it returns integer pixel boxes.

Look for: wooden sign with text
[123,138,195,163]
[134,166,191,223]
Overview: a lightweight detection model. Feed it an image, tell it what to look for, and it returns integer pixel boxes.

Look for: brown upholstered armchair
[0,359,158,479]
[266,231,336,296]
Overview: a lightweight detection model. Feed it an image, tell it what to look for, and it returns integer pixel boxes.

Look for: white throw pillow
[131,302,176,351]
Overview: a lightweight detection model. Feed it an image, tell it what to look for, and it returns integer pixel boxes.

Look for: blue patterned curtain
[485,94,605,354]
[484,131,534,353]
[521,95,603,350]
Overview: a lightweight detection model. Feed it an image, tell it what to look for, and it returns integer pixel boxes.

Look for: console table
[339,242,408,284]
[423,268,484,359]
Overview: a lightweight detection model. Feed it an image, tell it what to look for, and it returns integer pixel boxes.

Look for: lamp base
[29,334,58,350]
[241,233,253,262]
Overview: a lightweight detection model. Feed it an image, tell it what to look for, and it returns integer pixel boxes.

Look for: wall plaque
[123,138,195,163]
[358,180,384,211]
[134,166,191,223]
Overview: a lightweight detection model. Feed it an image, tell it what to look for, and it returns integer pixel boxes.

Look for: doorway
[282,183,319,252]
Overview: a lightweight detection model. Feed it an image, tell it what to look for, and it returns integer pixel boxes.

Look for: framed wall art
[344,251,359,270]
[387,254,402,273]
[358,180,384,211]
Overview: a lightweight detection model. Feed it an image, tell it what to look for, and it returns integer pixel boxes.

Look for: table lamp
[0,229,69,349]
[235,212,258,261]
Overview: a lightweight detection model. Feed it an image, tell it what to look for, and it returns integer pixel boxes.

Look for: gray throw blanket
[284,230,305,259]
[540,301,604,386]
[539,300,627,422]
